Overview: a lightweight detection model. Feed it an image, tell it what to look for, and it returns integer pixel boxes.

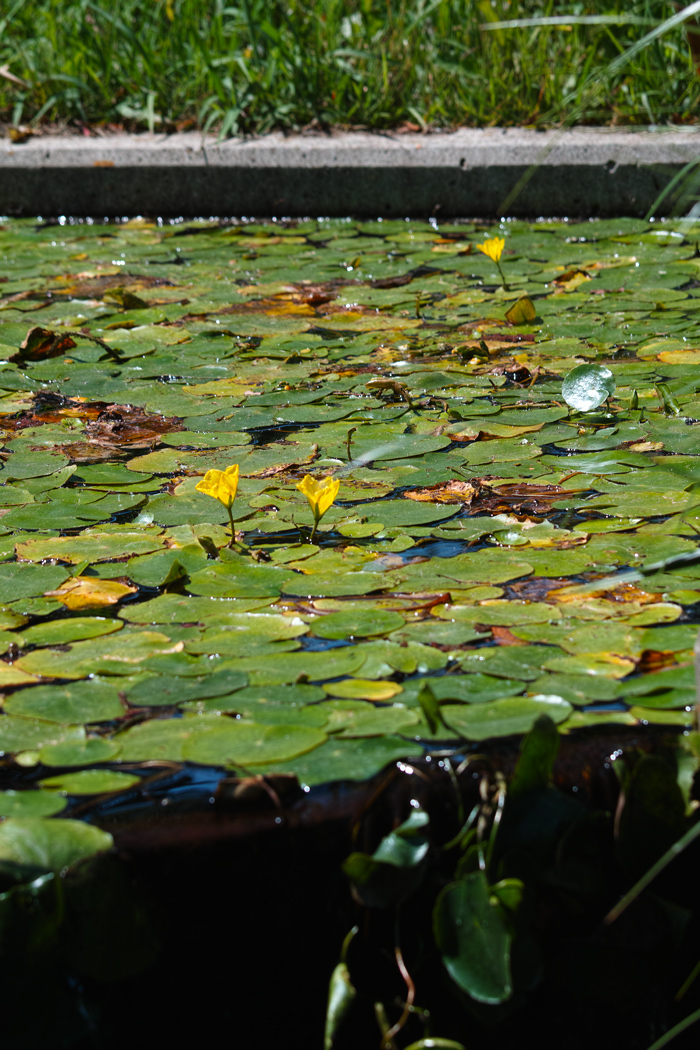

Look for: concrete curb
[2,127,700,218]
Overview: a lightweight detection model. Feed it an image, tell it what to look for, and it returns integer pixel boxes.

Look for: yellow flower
[296,474,340,540]
[195,464,240,547]
[195,464,239,508]
[477,237,505,263]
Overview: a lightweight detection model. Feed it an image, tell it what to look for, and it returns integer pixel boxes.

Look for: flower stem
[496,261,509,291]
[227,504,237,549]
[310,514,319,544]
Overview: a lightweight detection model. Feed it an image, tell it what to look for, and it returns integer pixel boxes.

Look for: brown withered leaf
[456,333,536,346]
[371,274,414,289]
[45,576,137,610]
[491,626,526,646]
[405,480,478,504]
[12,326,77,362]
[475,482,573,516]
[634,649,679,674]
[45,272,175,301]
[61,403,184,461]
[103,289,149,310]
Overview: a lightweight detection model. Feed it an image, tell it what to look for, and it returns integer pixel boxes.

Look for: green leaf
[19,616,123,647]
[342,807,430,907]
[263,736,419,787]
[5,680,124,723]
[0,790,67,818]
[183,720,327,767]
[40,769,140,795]
[509,714,559,798]
[561,364,616,412]
[124,668,246,707]
[0,718,84,754]
[324,961,356,1050]
[437,695,572,741]
[39,737,121,767]
[311,608,405,639]
[0,817,113,872]
[0,563,70,603]
[314,700,418,737]
[433,872,513,1004]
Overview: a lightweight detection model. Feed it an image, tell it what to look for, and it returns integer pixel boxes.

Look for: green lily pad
[40,769,141,795]
[15,630,182,679]
[561,364,616,412]
[311,608,405,639]
[313,700,418,737]
[358,500,457,527]
[2,450,70,480]
[0,563,70,603]
[39,737,121,767]
[438,695,573,741]
[0,817,113,871]
[257,735,420,787]
[19,616,123,647]
[4,680,124,723]
[124,668,248,707]
[0,789,67,818]
[187,560,295,598]
[183,720,327,767]
[115,714,222,762]
[119,594,273,623]
[281,572,384,597]
[16,530,166,564]
[0,718,84,754]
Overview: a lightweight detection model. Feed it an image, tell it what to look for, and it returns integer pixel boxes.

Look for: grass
[0,0,699,135]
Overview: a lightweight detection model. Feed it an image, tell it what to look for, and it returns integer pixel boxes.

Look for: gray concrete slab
[1,126,700,217]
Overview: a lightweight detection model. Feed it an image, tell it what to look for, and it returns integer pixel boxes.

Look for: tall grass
[0,0,697,134]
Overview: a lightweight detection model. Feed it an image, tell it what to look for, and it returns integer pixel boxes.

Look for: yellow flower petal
[195,464,239,508]
[477,236,505,263]
[296,474,340,521]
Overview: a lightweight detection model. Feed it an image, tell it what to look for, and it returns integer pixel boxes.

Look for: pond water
[0,214,697,847]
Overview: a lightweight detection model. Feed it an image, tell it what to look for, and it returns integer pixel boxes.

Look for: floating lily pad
[322,679,404,701]
[125,668,248,707]
[16,531,166,564]
[258,735,420,786]
[187,561,295,598]
[0,563,70,603]
[39,737,121,767]
[119,594,273,623]
[0,789,67,818]
[4,680,125,723]
[561,364,616,412]
[40,769,141,795]
[183,720,327,767]
[115,715,222,762]
[314,700,419,737]
[311,608,405,639]
[281,572,384,598]
[439,694,573,741]
[0,718,84,754]
[0,817,113,871]
[19,616,123,647]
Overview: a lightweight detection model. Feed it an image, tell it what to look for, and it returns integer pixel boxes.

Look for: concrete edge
[2,127,700,218]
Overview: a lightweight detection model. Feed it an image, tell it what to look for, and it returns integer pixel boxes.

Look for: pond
[0,214,699,1048]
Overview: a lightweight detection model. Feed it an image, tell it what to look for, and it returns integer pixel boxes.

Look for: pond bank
[2,127,700,218]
